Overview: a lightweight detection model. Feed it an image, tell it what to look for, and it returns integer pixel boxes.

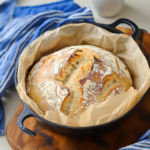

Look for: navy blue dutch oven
[14,18,141,137]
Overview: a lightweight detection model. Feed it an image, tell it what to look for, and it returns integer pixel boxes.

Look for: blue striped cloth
[120,129,150,150]
[0,0,94,136]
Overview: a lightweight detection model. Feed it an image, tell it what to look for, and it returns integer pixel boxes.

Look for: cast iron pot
[15,18,140,137]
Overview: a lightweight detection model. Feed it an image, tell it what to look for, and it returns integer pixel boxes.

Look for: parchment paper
[17,23,150,127]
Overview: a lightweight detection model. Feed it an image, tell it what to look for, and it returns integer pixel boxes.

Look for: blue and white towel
[0,0,94,136]
[120,129,150,150]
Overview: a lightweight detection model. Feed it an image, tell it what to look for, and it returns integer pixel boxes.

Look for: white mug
[91,0,125,17]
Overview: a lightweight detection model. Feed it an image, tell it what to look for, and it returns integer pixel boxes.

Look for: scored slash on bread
[26,45,132,118]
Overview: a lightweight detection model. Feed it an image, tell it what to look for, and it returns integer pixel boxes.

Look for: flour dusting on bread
[26,45,132,117]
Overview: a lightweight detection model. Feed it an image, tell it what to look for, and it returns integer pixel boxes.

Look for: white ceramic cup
[91,0,125,17]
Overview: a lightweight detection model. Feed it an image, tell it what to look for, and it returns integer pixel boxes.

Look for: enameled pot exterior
[15,18,140,137]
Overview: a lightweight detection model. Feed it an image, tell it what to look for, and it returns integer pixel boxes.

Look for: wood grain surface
[6,89,150,150]
[6,28,150,150]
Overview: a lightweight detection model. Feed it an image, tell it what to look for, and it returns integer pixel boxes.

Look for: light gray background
[0,0,150,149]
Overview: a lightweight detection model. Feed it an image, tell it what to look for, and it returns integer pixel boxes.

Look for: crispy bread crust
[26,45,132,117]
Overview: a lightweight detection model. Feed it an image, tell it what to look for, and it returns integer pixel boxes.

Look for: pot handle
[108,18,139,40]
[17,102,36,136]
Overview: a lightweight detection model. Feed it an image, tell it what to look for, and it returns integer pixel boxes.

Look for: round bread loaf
[26,45,132,118]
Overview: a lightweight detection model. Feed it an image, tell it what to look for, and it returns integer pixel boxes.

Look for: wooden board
[6,88,150,150]
[6,28,150,150]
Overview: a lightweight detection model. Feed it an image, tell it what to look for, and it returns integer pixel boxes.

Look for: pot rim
[15,19,141,136]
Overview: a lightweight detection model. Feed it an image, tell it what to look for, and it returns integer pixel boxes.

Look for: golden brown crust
[26,45,132,117]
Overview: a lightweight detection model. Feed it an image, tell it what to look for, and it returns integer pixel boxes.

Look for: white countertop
[0,0,150,149]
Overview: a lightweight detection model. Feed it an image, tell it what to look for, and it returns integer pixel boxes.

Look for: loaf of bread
[26,45,132,118]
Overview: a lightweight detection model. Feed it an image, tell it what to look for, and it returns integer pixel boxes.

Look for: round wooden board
[6,28,150,150]
[6,87,150,150]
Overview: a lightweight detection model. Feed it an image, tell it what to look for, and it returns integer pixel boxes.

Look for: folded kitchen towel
[0,0,94,136]
[120,129,150,150]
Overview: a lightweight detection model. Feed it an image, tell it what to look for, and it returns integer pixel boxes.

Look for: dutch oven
[14,18,140,137]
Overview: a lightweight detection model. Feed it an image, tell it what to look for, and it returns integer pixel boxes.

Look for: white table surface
[0,0,150,149]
